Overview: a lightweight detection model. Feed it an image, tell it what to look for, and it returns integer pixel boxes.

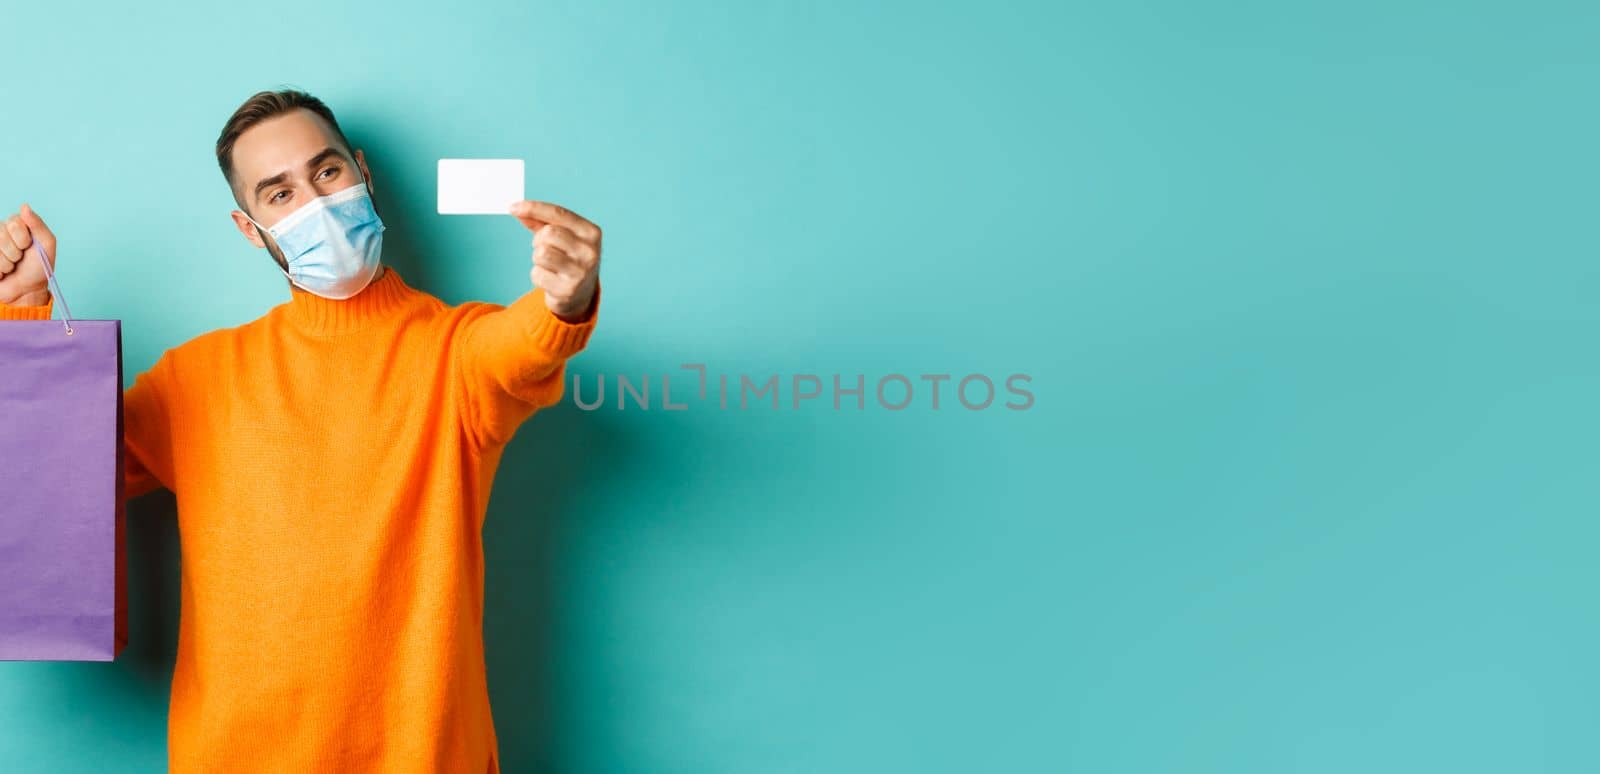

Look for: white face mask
[243,181,386,300]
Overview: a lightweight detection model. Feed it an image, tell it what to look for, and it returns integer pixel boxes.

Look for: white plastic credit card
[437,159,525,214]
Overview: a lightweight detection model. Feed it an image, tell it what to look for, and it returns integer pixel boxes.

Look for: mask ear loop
[240,208,267,240]
[241,210,295,284]
[29,241,74,336]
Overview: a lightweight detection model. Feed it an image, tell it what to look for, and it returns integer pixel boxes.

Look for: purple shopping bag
[0,245,125,662]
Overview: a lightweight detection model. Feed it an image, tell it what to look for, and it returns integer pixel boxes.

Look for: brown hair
[215,89,353,197]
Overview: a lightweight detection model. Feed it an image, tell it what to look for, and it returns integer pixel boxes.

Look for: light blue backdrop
[3,0,1597,771]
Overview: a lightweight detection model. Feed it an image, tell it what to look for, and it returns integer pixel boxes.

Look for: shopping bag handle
[29,240,74,336]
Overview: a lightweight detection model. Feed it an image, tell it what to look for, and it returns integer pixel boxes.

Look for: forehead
[231,109,345,186]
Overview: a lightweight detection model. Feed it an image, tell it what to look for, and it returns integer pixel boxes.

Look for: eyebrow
[251,147,349,203]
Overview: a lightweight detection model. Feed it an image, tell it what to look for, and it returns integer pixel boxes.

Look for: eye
[318,165,340,180]
[270,190,289,204]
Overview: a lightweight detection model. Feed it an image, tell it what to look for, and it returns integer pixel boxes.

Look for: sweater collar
[282,265,416,335]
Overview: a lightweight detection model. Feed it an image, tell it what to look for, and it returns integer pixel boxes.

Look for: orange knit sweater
[0,266,598,772]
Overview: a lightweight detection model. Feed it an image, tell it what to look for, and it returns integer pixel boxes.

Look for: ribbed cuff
[514,284,600,360]
[0,294,53,320]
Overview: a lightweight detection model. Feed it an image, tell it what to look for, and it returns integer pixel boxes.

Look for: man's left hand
[509,200,601,323]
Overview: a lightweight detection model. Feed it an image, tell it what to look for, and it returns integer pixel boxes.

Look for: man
[0,89,602,772]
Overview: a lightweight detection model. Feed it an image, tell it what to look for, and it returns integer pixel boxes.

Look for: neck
[283,264,413,335]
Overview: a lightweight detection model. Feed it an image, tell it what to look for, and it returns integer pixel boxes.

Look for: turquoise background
[3,0,1597,771]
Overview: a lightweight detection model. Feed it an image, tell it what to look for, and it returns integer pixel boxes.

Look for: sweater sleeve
[123,355,177,499]
[454,284,599,448]
[3,292,175,499]
[0,293,53,320]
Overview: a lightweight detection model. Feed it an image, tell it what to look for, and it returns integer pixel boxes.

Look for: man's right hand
[0,204,57,307]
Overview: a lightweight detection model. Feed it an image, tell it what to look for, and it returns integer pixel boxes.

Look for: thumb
[18,203,56,260]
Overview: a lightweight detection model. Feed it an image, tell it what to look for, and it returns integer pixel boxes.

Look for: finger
[0,224,20,268]
[532,242,581,275]
[532,264,580,301]
[0,255,15,277]
[534,224,598,264]
[531,264,572,298]
[18,204,55,258]
[4,216,31,258]
[532,263,559,290]
[509,200,600,242]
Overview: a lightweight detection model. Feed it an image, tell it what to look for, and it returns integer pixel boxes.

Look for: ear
[355,149,373,195]
[230,209,268,249]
